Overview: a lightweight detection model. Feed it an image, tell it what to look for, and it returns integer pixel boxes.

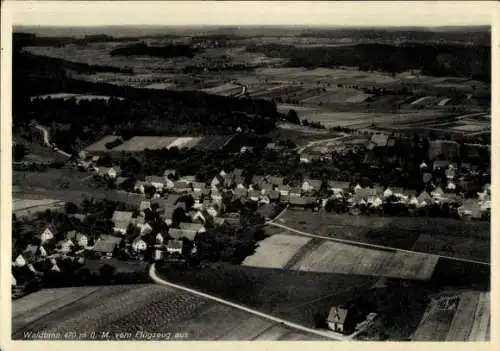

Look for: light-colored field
[290,241,390,276]
[445,292,480,341]
[468,292,490,341]
[242,234,312,268]
[13,198,63,211]
[200,83,242,96]
[288,240,438,280]
[345,94,374,103]
[112,136,179,152]
[84,135,122,152]
[380,252,440,281]
[412,291,490,341]
[450,124,486,132]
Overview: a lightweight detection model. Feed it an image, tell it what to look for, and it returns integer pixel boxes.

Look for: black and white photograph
[2,1,496,345]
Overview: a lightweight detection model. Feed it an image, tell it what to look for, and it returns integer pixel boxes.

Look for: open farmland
[241,234,312,268]
[158,262,376,328]
[411,291,490,341]
[12,284,327,340]
[244,231,439,281]
[278,210,490,263]
[84,135,234,153]
[13,198,65,217]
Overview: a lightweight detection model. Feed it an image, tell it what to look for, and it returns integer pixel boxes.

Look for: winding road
[33,123,72,158]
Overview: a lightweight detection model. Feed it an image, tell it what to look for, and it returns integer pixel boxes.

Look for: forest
[109,42,200,58]
[246,42,491,82]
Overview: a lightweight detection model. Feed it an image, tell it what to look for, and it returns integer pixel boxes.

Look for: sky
[5,1,495,28]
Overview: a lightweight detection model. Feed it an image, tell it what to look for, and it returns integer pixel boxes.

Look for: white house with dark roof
[39,226,55,244]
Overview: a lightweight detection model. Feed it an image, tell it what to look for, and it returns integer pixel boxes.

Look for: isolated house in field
[166,240,183,255]
[131,237,147,252]
[39,226,55,244]
[145,176,165,191]
[112,211,134,234]
[327,306,357,335]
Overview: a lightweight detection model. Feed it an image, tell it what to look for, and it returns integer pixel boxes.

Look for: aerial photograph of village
[8,2,492,343]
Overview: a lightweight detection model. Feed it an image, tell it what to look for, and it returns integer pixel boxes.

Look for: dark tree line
[247,42,491,82]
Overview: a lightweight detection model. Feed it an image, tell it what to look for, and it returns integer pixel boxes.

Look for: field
[244,231,439,281]
[84,135,234,153]
[278,210,490,263]
[158,262,377,328]
[12,284,327,340]
[13,198,66,217]
[411,291,490,341]
[241,234,312,268]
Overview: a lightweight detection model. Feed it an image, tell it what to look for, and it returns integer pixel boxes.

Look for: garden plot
[242,234,312,269]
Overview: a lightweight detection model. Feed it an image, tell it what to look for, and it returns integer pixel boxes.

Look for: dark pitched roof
[289,196,316,206]
[169,228,197,241]
[327,307,350,324]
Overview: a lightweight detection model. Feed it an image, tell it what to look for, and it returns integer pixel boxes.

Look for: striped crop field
[411,291,490,341]
[12,284,326,340]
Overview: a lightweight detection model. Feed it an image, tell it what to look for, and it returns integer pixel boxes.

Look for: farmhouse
[289,196,317,209]
[366,133,389,150]
[112,211,134,234]
[191,181,207,193]
[131,237,148,252]
[57,238,74,254]
[97,166,121,179]
[66,231,89,247]
[179,222,206,234]
[328,181,350,193]
[92,235,122,258]
[173,181,191,193]
[166,240,183,255]
[145,176,165,191]
[39,226,55,244]
[302,179,322,193]
[134,181,146,194]
[433,160,450,171]
[417,191,432,206]
[169,228,198,241]
[163,169,177,178]
[327,306,358,335]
